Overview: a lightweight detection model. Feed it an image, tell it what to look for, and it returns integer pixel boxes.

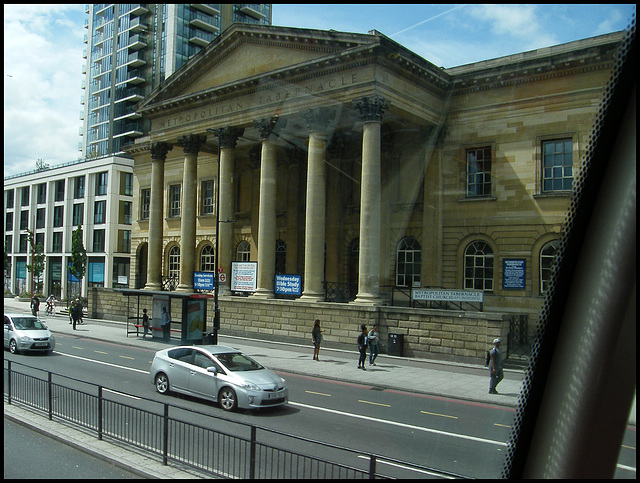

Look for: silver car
[4,313,56,354]
[150,345,288,412]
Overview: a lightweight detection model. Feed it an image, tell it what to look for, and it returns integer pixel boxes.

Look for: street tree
[25,230,46,296]
[69,225,87,298]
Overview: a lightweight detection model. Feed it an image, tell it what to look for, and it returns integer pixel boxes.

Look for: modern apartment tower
[80,4,272,159]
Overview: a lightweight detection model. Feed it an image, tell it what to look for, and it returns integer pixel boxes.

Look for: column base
[176,284,194,293]
[299,291,325,303]
[353,293,383,306]
[251,288,274,299]
[144,282,162,291]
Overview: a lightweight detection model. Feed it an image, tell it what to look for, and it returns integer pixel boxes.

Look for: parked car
[150,345,288,411]
[4,313,56,355]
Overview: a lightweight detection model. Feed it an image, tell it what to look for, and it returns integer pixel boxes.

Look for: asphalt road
[4,333,636,479]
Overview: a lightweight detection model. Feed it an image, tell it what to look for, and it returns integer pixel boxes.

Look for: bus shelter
[117,289,213,344]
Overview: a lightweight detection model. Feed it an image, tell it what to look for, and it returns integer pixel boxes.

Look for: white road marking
[289,401,508,447]
[56,351,148,374]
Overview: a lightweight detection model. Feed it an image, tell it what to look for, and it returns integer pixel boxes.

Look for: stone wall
[88,287,511,364]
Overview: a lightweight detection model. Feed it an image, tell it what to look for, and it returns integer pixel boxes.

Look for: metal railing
[4,360,469,479]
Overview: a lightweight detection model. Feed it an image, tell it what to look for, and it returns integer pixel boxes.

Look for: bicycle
[45,303,55,316]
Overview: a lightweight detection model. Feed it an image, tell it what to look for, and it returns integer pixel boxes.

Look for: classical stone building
[119,25,621,360]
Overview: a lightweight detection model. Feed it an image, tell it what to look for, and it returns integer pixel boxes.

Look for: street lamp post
[207,128,222,345]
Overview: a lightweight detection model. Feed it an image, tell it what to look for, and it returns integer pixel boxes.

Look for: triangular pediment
[137,24,380,114]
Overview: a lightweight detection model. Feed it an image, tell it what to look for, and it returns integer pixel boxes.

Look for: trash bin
[202,332,214,345]
[388,333,404,357]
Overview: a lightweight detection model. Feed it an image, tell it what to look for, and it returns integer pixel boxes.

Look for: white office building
[4,156,134,300]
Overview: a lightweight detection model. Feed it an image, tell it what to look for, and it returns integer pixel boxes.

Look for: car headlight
[241,382,261,391]
[20,335,32,343]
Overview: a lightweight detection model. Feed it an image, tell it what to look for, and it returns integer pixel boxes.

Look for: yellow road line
[494,423,511,429]
[94,351,108,354]
[305,391,332,397]
[358,400,391,408]
[421,410,458,419]
[119,355,135,360]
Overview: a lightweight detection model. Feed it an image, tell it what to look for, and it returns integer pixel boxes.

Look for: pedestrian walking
[489,338,504,394]
[312,319,325,361]
[368,324,380,366]
[30,296,40,317]
[70,299,81,330]
[76,298,84,324]
[161,307,171,341]
[357,324,368,370]
[142,308,150,339]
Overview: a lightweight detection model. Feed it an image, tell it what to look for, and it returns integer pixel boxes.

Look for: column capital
[150,142,173,161]
[218,126,245,149]
[353,95,389,122]
[178,134,207,154]
[254,115,287,140]
[304,107,336,133]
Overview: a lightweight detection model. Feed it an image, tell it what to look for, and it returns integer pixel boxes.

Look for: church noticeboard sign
[503,258,526,290]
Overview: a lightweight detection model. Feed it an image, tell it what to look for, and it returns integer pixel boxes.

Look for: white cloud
[4,4,85,177]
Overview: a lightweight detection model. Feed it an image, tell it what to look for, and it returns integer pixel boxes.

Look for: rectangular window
[36,208,46,229]
[6,213,13,231]
[93,229,105,252]
[52,232,63,252]
[5,235,12,253]
[35,232,44,248]
[73,203,84,226]
[6,189,14,209]
[141,188,150,220]
[202,180,215,215]
[120,201,132,225]
[118,229,131,252]
[53,206,64,227]
[121,172,133,196]
[19,234,28,253]
[55,180,65,202]
[20,210,29,230]
[96,171,108,195]
[94,200,106,224]
[170,185,180,217]
[21,187,29,206]
[74,176,85,199]
[37,183,46,204]
[466,147,492,197]
[542,139,573,192]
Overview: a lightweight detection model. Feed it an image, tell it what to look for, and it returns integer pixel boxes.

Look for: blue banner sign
[503,258,526,290]
[193,271,215,290]
[275,274,302,296]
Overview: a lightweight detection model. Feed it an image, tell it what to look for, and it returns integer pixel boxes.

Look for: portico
[125,24,446,305]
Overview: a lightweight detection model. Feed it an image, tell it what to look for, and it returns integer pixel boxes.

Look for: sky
[3,4,635,178]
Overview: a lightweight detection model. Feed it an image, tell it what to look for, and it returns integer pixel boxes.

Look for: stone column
[252,116,285,298]
[300,108,334,301]
[352,95,389,305]
[145,142,172,290]
[176,134,206,292]
[218,127,244,289]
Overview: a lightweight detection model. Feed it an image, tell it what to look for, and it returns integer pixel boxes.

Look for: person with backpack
[368,324,380,366]
[357,324,368,370]
[488,338,504,394]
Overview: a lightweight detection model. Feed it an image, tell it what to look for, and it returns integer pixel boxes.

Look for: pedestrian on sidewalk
[161,307,171,341]
[142,308,150,339]
[30,296,40,317]
[357,324,368,370]
[368,324,380,366]
[489,338,504,394]
[70,299,81,330]
[312,319,325,361]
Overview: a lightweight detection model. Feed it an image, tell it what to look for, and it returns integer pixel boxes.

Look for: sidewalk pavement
[4,296,636,478]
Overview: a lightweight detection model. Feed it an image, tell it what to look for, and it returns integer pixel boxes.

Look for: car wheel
[155,373,170,394]
[219,387,238,412]
[9,339,19,355]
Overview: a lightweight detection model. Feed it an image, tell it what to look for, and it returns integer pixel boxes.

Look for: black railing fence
[4,360,470,479]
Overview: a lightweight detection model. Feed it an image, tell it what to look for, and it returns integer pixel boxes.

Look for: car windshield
[215,353,263,372]
[12,318,47,330]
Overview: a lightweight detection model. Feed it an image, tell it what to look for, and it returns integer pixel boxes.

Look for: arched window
[396,237,421,287]
[201,244,215,272]
[168,246,180,280]
[540,240,560,293]
[464,241,494,291]
[236,240,251,261]
[275,239,286,274]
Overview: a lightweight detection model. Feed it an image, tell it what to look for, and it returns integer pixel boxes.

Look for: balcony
[189,29,214,47]
[127,51,146,68]
[129,4,148,17]
[128,34,147,51]
[239,4,267,20]
[191,4,220,16]
[130,17,148,33]
[190,12,220,33]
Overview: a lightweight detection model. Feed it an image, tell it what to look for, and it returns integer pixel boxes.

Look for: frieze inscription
[157,73,360,130]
